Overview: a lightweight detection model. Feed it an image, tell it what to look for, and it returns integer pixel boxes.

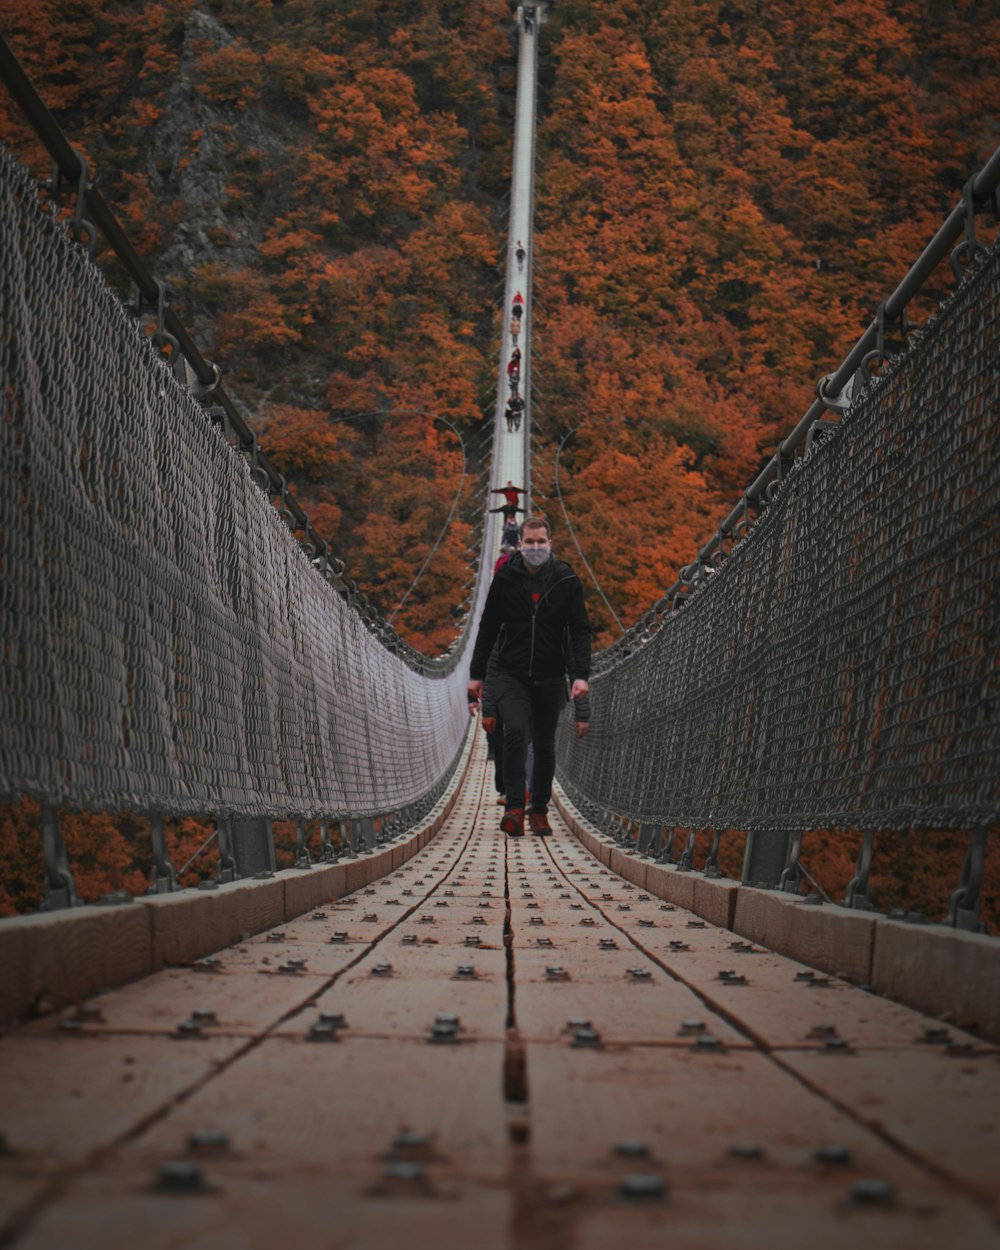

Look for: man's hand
[482,716,497,735]
[574,721,589,739]
[570,679,589,700]
[467,680,483,714]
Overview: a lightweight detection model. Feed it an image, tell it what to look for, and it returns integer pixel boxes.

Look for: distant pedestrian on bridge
[468,515,591,837]
[507,347,521,386]
[504,396,524,431]
[515,240,526,271]
[493,481,525,508]
[511,292,524,322]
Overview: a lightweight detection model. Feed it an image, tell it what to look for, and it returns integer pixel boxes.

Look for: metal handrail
[625,141,1000,650]
[0,31,459,677]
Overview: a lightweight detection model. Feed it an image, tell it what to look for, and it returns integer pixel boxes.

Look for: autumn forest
[1,0,998,919]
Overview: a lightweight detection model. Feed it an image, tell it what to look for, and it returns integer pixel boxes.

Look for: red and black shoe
[500,807,525,837]
[528,810,552,836]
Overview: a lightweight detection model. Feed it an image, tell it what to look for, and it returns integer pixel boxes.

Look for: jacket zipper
[526,570,573,678]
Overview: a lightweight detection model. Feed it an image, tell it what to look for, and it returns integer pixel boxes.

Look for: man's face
[521,527,548,548]
[520,526,551,567]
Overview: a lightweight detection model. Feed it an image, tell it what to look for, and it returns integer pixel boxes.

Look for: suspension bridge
[1,5,999,1247]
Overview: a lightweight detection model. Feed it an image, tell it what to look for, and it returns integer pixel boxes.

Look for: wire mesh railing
[556,166,1000,931]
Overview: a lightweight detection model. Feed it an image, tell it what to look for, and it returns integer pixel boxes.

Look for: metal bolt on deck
[157,1161,205,1193]
[174,1019,205,1039]
[848,1180,896,1207]
[620,1175,667,1200]
[187,1130,230,1154]
[814,1145,852,1165]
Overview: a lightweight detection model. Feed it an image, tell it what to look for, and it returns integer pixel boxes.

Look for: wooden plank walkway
[0,733,997,1249]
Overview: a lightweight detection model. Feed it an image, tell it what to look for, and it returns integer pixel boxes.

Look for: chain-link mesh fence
[0,151,475,822]
[558,236,1000,838]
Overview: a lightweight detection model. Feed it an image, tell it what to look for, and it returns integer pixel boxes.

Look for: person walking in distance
[468,516,591,837]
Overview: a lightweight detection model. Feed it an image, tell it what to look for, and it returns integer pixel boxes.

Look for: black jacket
[470,552,590,682]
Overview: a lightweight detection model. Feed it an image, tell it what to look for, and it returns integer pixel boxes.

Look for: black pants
[494,671,566,812]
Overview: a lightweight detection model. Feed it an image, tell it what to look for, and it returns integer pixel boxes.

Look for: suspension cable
[554,427,626,635]
[389,415,468,623]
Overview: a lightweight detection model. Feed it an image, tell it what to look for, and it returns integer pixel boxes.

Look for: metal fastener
[814,1145,852,1165]
[329,932,348,944]
[693,1034,722,1051]
[545,966,570,981]
[668,941,690,951]
[571,1026,602,1048]
[848,1179,895,1207]
[402,934,418,945]
[307,1021,340,1042]
[371,962,393,977]
[157,1161,204,1192]
[174,1019,205,1039]
[266,932,287,943]
[310,912,327,921]
[620,1174,666,1200]
[454,965,478,980]
[599,938,618,951]
[718,971,748,986]
[187,1129,230,1154]
[428,1022,459,1044]
[627,968,652,982]
[679,1020,706,1035]
[193,957,221,972]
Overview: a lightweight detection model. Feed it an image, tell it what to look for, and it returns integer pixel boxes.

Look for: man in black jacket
[467,516,590,836]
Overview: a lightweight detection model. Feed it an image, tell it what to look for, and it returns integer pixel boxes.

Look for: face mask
[522,544,550,567]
